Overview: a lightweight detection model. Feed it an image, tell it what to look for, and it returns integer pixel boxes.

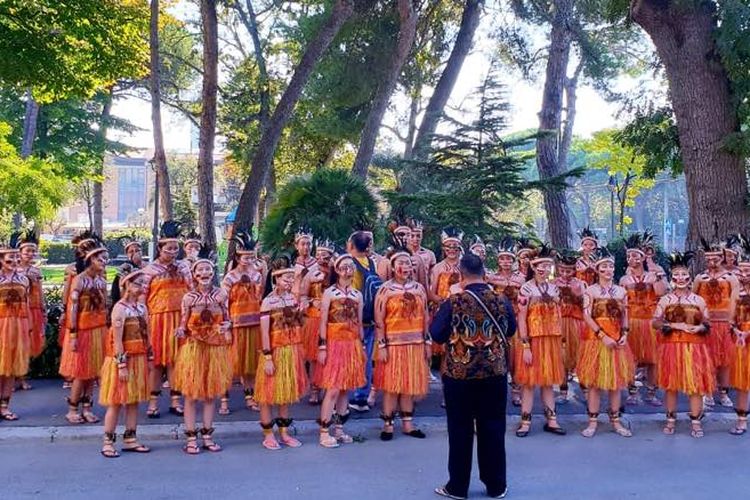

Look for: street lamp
[149,157,159,262]
[608,174,616,239]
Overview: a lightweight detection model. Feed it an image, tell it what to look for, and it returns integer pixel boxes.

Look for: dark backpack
[353,257,382,325]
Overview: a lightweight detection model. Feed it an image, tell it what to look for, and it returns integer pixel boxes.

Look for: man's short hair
[460,253,484,277]
[349,231,372,253]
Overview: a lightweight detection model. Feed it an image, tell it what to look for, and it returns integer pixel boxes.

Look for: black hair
[350,231,372,253]
[459,253,484,278]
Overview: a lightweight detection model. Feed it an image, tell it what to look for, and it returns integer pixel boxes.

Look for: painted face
[597,260,615,281]
[739,265,750,283]
[497,254,514,271]
[706,254,723,270]
[393,255,412,280]
[276,271,294,292]
[671,267,691,289]
[238,253,256,268]
[159,241,179,262]
[581,239,597,254]
[296,237,312,258]
[442,241,461,260]
[194,261,214,285]
[315,249,332,266]
[533,261,552,280]
[126,276,145,296]
[19,245,36,264]
[336,258,355,282]
[89,251,109,273]
[725,251,737,267]
[1,252,20,273]
[471,245,486,261]
[185,242,201,259]
[408,231,422,248]
[557,265,575,280]
[644,247,655,259]
[395,228,410,242]
[626,250,644,268]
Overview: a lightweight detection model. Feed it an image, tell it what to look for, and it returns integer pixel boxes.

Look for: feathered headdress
[515,236,538,257]
[315,238,335,254]
[270,254,294,277]
[294,227,313,244]
[190,243,214,272]
[497,236,517,258]
[19,230,39,250]
[387,219,411,239]
[0,232,22,254]
[592,247,615,267]
[724,234,741,256]
[470,235,485,252]
[79,237,107,263]
[409,219,424,235]
[578,226,599,247]
[72,229,98,249]
[641,229,655,250]
[386,226,412,263]
[624,232,645,256]
[118,263,146,289]
[556,249,580,267]
[700,237,723,256]
[233,226,258,254]
[183,228,202,246]
[440,227,464,245]
[159,220,182,243]
[667,251,694,271]
[530,243,556,265]
[118,232,143,254]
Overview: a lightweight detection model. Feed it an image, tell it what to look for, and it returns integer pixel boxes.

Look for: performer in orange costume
[578,249,635,438]
[0,234,30,421]
[141,221,192,418]
[17,232,45,391]
[693,239,739,408]
[620,233,667,406]
[653,251,714,438]
[59,239,108,424]
[292,230,317,298]
[220,228,264,414]
[729,237,750,435]
[515,245,566,437]
[317,254,365,447]
[408,221,436,281]
[553,250,586,404]
[575,227,599,286]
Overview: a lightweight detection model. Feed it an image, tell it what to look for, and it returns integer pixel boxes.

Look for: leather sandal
[663,411,677,435]
[121,429,150,453]
[515,412,532,438]
[580,412,599,438]
[542,407,566,435]
[183,430,200,455]
[609,410,632,437]
[100,432,120,458]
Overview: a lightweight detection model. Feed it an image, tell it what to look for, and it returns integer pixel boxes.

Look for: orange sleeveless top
[577,267,597,286]
[585,298,623,341]
[695,279,732,319]
[326,297,360,342]
[527,298,561,337]
[187,306,227,345]
[306,280,325,319]
[147,271,187,314]
[384,290,426,346]
[625,281,657,320]
[77,287,107,330]
[269,306,304,348]
[229,279,261,327]
[559,285,583,320]
[0,282,28,319]
[108,316,148,355]
[662,303,706,344]
[436,270,460,300]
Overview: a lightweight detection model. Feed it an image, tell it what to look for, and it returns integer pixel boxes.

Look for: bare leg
[0,376,17,419]
[644,365,662,406]
[318,388,339,447]
[259,403,280,450]
[277,404,301,447]
[122,404,149,452]
[663,390,677,435]
[81,379,99,423]
[167,365,183,414]
[333,391,353,444]
[66,378,84,423]
[183,397,196,432]
[582,388,600,437]
[718,367,733,406]
[102,404,121,434]
[380,392,398,439]
[516,386,534,436]
[541,386,564,432]
[608,390,631,437]
[201,399,221,451]
[731,391,749,435]
[689,395,704,438]
[147,366,162,416]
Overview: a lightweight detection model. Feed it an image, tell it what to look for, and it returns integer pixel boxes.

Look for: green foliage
[614,106,682,177]
[0,0,149,102]
[260,168,379,254]
[0,121,69,222]
[27,286,63,378]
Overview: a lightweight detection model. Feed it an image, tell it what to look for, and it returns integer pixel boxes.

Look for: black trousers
[443,374,507,497]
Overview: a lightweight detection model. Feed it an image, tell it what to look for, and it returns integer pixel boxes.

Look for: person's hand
[264,358,275,376]
[317,348,327,365]
[175,327,186,339]
[118,366,129,382]
[522,347,532,366]
[69,337,78,352]
[378,345,388,363]
[736,332,747,348]
[602,336,617,349]
[617,335,628,348]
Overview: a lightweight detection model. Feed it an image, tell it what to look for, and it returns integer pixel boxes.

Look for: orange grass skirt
[231,325,260,377]
[730,342,750,392]
[0,317,30,377]
[374,344,429,397]
[707,321,734,368]
[98,354,149,405]
[149,311,183,367]
[254,344,308,405]
[58,325,104,380]
[560,317,584,373]
[513,336,565,387]
[302,315,321,361]
[628,317,658,365]
[319,339,366,391]
[577,339,635,391]
[173,339,233,400]
[657,342,715,395]
[29,308,46,357]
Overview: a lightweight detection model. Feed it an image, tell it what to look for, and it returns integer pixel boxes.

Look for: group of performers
[2,219,750,459]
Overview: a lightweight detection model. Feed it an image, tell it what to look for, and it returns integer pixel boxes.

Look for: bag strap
[464,289,509,346]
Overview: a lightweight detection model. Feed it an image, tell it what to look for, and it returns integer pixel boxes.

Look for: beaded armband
[115,352,127,368]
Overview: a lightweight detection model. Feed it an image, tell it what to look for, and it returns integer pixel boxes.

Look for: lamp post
[607,174,616,239]
[149,157,159,262]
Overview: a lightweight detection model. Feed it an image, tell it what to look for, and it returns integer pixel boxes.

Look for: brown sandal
[100,432,120,458]
[183,430,200,455]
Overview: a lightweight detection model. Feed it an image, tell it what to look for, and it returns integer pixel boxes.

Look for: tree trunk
[352,0,418,179]
[197,0,219,250]
[411,0,483,161]
[233,0,356,232]
[236,0,271,132]
[558,59,584,170]
[21,89,39,158]
[92,93,113,236]
[150,0,174,221]
[536,0,574,249]
[631,0,750,249]
[262,165,276,220]
[403,87,420,160]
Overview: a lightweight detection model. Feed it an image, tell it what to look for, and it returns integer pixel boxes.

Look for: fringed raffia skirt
[730,342,750,392]
[577,339,635,391]
[149,310,183,367]
[374,344,429,397]
[657,342,715,395]
[98,354,149,405]
[513,336,565,387]
[628,317,658,365]
[560,317,584,373]
[58,325,104,380]
[303,315,321,361]
[29,308,46,357]
[232,324,260,377]
[173,339,233,400]
[0,317,30,377]
[319,339,366,391]
[707,321,734,368]
[254,344,308,405]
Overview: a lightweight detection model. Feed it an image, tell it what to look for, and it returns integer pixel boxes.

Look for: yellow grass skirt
[98,354,149,406]
[577,339,635,391]
[149,310,183,367]
[254,344,308,405]
[657,342,715,395]
[560,317,584,373]
[707,320,734,368]
[627,317,658,365]
[231,325,260,377]
[319,338,366,391]
[0,317,30,377]
[58,325,104,380]
[374,344,429,397]
[173,339,233,400]
[513,336,565,387]
[730,342,750,392]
